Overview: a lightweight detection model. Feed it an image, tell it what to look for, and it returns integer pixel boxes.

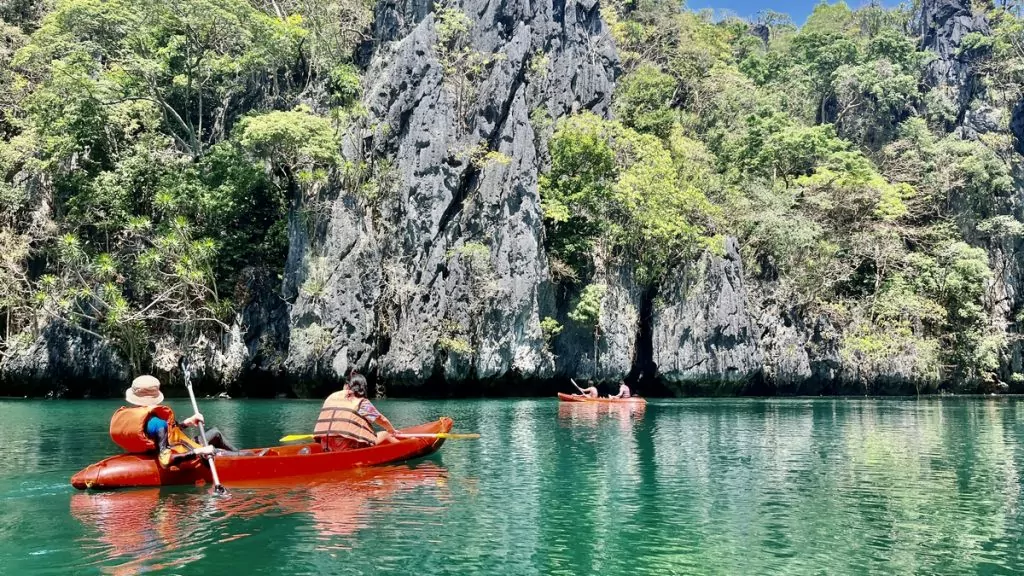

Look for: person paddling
[315,372,400,451]
[610,380,631,399]
[110,375,238,469]
[571,379,599,399]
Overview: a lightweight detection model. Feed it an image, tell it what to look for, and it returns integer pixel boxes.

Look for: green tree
[614,64,677,138]
[16,0,304,159]
[541,113,719,285]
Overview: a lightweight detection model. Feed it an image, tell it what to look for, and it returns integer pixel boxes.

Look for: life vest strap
[313,397,376,446]
[319,430,378,445]
[316,414,375,432]
[316,408,374,433]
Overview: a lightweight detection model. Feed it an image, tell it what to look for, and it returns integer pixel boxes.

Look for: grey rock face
[1,323,129,397]
[959,104,1003,139]
[1011,99,1024,155]
[986,237,1024,391]
[286,0,617,388]
[919,0,990,117]
[237,267,291,374]
[653,238,762,392]
[273,0,1002,395]
[374,0,432,43]
[285,188,381,387]
[756,305,812,388]
[553,267,643,382]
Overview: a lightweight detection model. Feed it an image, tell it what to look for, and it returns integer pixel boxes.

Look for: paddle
[279,432,481,443]
[570,378,585,395]
[182,363,227,495]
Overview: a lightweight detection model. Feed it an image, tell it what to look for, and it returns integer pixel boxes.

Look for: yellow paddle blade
[277,432,481,443]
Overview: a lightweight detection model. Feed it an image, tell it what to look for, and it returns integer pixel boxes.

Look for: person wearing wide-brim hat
[124,374,166,406]
[110,375,237,468]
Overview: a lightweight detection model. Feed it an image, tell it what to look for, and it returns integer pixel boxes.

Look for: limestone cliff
[3,0,1021,398]
[283,0,617,391]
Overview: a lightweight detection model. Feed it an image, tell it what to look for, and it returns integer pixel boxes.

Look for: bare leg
[376,431,399,444]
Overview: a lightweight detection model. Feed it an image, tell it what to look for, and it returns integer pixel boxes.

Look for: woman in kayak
[110,375,238,469]
[315,372,401,451]
[610,380,631,399]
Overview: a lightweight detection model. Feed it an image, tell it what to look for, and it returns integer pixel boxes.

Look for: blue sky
[684,0,897,27]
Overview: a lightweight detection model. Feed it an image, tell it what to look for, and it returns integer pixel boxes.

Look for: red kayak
[71,417,453,490]
[557,392,647,404]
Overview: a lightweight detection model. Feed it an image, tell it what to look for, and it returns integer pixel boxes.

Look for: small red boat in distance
[557,392,647,404]
[71,417,453,490]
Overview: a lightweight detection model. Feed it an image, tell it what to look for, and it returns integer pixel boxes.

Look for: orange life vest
[314,393,377,446]
[110,405,176,453]
[109,405,203,469]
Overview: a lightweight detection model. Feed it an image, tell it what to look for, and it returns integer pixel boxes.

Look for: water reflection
[70,463,449,573]
[557,402,646,427]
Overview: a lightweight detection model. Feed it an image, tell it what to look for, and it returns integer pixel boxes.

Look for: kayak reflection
[71,488,206,575]
[245,463,451,542]
[71,463,450,572]
[558,400,646,427]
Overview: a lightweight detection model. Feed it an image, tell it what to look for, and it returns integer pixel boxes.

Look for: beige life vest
[313,393,377,445]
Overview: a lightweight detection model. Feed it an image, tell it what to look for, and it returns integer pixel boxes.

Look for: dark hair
[348,372,368,398]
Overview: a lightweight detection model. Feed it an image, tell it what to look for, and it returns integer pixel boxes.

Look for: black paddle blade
[214,484,228,495]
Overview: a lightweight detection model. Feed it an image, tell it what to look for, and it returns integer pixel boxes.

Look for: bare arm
[180,413,203,428]
[376,414,398,435]
[361,400,398,434]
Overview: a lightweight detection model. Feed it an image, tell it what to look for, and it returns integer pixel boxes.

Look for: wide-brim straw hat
[126,375,164,406]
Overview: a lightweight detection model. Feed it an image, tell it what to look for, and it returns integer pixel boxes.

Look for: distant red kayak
[71,417,453,490]
[557,392,647,404]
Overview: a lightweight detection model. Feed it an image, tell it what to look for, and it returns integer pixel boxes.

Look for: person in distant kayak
[109,375,237,469]
[315,372,400,451]
[610,380,631,399]
[572,379,599,399]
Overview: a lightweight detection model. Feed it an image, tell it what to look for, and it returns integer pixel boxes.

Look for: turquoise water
[1,397,1023,574]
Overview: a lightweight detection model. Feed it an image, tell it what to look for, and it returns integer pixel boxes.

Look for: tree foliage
[541,112,720,285]
[0,0,367,373]
[545,0,1024,387]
